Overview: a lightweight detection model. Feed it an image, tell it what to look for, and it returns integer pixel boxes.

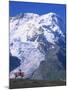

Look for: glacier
[9,12,65,79]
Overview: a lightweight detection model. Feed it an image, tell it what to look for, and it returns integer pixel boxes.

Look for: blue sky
[9,1,66,23]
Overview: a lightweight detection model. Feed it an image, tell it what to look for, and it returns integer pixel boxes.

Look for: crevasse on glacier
[10,12,65,79]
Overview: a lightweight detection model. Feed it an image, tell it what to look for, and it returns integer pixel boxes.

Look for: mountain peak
[10,12,65,79]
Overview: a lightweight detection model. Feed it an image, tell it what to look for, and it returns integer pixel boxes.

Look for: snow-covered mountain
[9,12,66,80]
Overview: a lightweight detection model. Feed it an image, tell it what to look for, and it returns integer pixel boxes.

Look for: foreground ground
[9,79,66,89]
